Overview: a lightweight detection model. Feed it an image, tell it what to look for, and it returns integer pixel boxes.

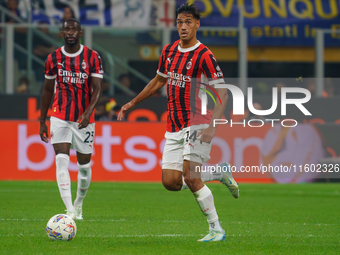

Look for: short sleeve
[91,51,104,79]
[156,46,168,78]
[44,53,57,79]
[201,52,224,86]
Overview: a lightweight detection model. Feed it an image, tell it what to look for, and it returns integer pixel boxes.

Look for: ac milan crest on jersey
[186,60,192,70]
[81,60,87,69]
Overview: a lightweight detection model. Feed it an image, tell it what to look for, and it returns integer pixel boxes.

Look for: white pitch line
[242,189,340,196]
[0,233,336,238]
[0,218,126,222]
[0,219,45,221]
[0,219,199,223]
[0,234,199,238]
[87,219,126,222]
[82,234,200,238]
[79,233,337,238]
[229,221,336,226]
[0,219,337,226]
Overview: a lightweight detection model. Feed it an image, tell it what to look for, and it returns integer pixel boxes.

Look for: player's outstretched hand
[77,112,90,129]
[197,126,216,144]
[117,102,134,121]
[39,122,49,143]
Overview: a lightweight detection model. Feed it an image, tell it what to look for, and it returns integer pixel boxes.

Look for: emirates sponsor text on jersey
[58,69,89,84]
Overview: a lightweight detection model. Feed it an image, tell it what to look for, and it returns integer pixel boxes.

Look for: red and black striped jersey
[157,40,224,132]
[45,44,104,123]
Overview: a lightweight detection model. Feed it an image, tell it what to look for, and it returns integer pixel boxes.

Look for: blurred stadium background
[1,0,339,183]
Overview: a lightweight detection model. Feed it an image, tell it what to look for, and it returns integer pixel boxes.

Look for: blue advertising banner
[176,0,340,46]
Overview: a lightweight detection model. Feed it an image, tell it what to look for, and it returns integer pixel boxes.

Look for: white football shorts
[162,124,212,171]
[50,116,95,154]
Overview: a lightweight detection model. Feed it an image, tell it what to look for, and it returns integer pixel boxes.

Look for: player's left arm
[198,87,228,143]
[198,52,228,143]
[77,51,103,129]
[77,76,102,129]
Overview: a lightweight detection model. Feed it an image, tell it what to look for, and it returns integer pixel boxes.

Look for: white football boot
[219,162,239,198]
[197,230,226,242]
[66,209,76,220]
[74,206,83,220]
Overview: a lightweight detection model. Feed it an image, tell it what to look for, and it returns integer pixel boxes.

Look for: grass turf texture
[0,181,339,254]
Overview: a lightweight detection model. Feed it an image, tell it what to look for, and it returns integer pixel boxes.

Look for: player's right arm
[39,78,54,143]
[117,74,167,121]
[40,53,57,143]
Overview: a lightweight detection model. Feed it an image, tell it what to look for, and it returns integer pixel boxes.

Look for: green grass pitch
[0,181,339,254]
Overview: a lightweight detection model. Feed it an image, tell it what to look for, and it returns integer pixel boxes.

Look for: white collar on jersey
[178,41,201,53]
[61,44,84,57]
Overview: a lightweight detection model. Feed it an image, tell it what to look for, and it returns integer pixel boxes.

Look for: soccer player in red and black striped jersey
[118,3,239,241]
[39,18,103,220]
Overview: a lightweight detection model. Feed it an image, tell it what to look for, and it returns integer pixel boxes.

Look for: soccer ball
[46,214,77,241]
